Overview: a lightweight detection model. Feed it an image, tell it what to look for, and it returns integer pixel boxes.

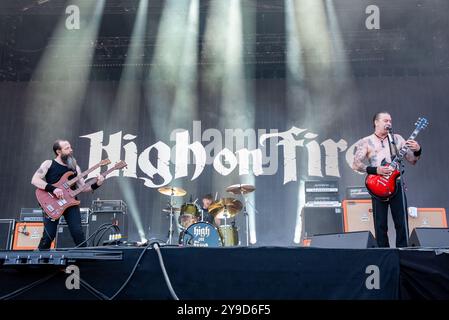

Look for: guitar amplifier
[12,222,55,250]
[89,211,128,244]
[346,186,371,200]
[305,180,339,193]
[342,199,376,237]
[302,207,343,238]
[305,193,340,203]
[20,208,44,222]
[59,207,90,225]
[0,219,15,250]
[92,200,127,212]
[408,208,448,236]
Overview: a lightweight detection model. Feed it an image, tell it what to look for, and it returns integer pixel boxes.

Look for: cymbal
[226,184,256,195]
[162,207,181,213]
[208,198,243,219]
[157,186,187,197]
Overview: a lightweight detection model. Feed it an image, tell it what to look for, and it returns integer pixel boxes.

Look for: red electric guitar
[365,117,428,201]
[36,160,127,220]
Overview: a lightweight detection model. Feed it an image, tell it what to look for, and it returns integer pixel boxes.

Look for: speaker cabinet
[0,219,15,250]
[12,222,55,250]
[56,224,89,248]
[302,207,343,238]
[342,200,376,237]
[409,228,449,247]
[408,208,447,236]
[310,231,378,249]
[343,202,448,239]
[89,211,128,244]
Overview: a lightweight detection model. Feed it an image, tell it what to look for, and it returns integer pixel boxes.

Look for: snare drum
[218,225,239,246]
[178,203,200,229]
[180,222,222,247]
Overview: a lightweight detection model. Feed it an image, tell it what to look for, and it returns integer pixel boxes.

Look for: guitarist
[31,139,104,250]
[352,112,422,247]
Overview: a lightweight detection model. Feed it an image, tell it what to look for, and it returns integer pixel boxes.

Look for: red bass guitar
[36,160,127,220]
[365,117,428,201]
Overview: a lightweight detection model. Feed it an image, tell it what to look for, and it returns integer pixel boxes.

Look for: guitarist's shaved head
[53,139,68,155]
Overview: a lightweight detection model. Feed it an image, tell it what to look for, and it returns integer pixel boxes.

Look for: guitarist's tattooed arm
[31,160,52,190]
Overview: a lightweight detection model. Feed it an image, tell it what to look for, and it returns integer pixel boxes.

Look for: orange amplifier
[408,208,448,236]
[12,222,55,250]
[342,200,376,237]
[343,200,448,238]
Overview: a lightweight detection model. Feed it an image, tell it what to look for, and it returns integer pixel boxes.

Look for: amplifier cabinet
[12,222,55,250]
[408,208,447,236]
[342,200,376,237]
[302,207,343,238]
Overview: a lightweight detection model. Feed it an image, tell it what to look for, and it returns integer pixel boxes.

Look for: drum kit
[157,183,256,247]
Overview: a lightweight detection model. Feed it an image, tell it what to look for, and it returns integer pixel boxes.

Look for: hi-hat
[226,184,256,195]
[158,186,187,197]
[162,207,181,214]
[208,198,243,219]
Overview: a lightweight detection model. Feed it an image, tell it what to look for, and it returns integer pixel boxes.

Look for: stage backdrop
[0,0,448,245]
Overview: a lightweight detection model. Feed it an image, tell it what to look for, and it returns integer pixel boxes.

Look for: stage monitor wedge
[409,228,449,248]
[309,231,378,249]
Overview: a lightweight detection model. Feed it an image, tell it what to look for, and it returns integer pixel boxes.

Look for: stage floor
[1,245,448,300]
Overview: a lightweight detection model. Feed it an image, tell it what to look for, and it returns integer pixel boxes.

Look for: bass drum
[180,222,222,247]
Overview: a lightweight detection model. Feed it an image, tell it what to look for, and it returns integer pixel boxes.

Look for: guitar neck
[72,165,118,196]
[67,162,103,186]
[390,129,420,169]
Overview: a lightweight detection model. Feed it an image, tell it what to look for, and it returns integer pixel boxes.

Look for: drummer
[200,194,221,227]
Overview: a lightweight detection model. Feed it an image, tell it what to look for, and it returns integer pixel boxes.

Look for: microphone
[385,125,394,144]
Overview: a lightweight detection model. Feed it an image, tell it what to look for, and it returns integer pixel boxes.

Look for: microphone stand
[387,128,410,246]
[167,190,175,245]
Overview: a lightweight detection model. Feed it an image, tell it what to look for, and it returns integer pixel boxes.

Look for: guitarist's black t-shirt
[45,160,77,186]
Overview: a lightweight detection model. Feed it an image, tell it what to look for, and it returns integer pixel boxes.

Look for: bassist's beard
[61,154,77,171]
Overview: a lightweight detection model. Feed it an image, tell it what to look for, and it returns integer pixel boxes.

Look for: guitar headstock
[113,160,127,170]
[100,159,112,166]
[415,117,429,131]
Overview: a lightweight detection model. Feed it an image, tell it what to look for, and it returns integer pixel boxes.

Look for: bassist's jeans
[371,183,408,248]
[38,206,86,249]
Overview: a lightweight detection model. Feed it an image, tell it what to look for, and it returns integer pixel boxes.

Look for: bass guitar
[36,160,127,220]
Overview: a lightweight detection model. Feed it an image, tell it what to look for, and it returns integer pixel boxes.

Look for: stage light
[146,0,199,141]
[286,0,356,244]
[112,0,149,243]
[203,0,257,245]
[25,0,106,157]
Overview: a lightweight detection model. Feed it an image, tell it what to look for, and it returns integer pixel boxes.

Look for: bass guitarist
[352,112,422,247]
[31,139,104,250]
